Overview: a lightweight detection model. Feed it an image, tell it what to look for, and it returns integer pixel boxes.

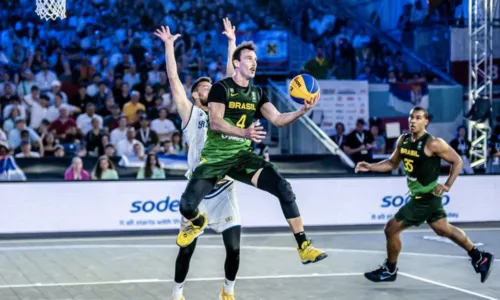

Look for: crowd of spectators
[0,0,265,171]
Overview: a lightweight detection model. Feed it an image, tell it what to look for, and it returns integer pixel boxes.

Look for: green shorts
[192,150,275,182]
[395,193,447,227]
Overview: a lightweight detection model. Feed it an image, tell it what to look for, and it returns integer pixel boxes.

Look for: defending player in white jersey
[155,18,240,300]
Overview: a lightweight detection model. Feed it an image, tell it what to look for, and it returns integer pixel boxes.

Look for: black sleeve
[449,138,459,153]
[207,82,229,105]
[365,131,374,144]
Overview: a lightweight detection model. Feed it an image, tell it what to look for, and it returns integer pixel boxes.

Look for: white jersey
[182,105,208,178]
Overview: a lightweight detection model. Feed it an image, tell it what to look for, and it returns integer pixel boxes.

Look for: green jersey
[399,132,441,195]
[201,77,269,162]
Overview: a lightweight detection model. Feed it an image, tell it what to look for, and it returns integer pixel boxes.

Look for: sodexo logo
[381,195,450,208]
[130,196,180,213]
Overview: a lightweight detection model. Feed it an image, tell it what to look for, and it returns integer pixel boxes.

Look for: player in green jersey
[356,107,494,283]
[176,41,327,265]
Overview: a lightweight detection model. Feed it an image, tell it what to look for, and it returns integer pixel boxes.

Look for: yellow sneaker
[297,240,328,264]
[176,213,208,248]
[219,286,235,300]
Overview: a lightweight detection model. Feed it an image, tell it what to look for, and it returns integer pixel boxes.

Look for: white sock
[172,281,184,299]
[223,278,235,294]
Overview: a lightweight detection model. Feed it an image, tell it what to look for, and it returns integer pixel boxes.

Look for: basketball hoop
[35,0,66,20]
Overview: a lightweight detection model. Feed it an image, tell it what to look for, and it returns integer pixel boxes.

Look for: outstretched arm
[154,26,192,127]
[355,135,404,173]
[259,91,320,127]
[222,17,237,77]
[428,137,463,194]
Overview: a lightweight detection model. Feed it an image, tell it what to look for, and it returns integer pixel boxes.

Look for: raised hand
[154,26,181,45]
[222,17,236,41]
[244,120,266,143]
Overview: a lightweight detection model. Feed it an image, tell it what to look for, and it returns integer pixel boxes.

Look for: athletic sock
[172,281,184,298]
[294,232,307,248]
[191,214,204,227]
[223,278,235,294]
[386,262,397,273]
[468,247,481,262]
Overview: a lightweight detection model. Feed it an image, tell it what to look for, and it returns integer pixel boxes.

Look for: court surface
[0,227,499,300]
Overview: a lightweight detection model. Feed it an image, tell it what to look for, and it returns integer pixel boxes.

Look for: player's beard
[199,96,208,107]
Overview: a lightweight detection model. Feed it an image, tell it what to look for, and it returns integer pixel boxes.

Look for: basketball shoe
[471,251,494,283]
[176,213,208,248]
[219,286,235,300]
[297,240,328,264]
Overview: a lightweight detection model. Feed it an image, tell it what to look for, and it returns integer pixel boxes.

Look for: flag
[0,156,27,181]
[388,82,429,114]
[119,154,188,170]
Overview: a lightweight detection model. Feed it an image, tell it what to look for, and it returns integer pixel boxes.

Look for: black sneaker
[364,262,398,282]
[471,251,495,283]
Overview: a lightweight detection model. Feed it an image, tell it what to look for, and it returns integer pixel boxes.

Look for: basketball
[289,74,320,105]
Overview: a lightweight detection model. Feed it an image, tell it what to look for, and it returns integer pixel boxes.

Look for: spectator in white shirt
[14,141,41,158]
[86,73,101,97]
[46,80,68,105]
[8,117,42,151]
[47,93,80,121]
[147,61,162,85]
[35,60,58,92]
[116,127,143,156]
[2,85,27,120]
[76,102,103,135]
[110,115,128,146]
[25,94,52,129]
[16,69,36,98]
[123,64,140,88]
[151,108,177,142]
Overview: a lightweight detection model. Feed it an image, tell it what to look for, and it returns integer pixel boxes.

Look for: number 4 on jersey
[236,114,246,128]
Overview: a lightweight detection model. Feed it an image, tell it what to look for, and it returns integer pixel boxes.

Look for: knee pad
[277,178,296,204]
[180,190,199,219]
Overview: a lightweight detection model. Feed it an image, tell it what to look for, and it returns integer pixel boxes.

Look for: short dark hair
[191,77,212,95]
[232,41,257,65]
[411,106,429,119]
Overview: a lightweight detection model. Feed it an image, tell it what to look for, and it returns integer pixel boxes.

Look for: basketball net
[35,0,66,20]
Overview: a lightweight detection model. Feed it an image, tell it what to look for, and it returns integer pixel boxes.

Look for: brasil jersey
[201,77,268,162]
[399,132,441,195]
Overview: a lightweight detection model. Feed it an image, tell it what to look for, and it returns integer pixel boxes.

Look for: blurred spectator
[46,80,68,104]
[370,125,386,154]
[450,125,473,174]
[3,107,21,134]
[43,132,57,156]
[2,84,25,120]
[85,118,105,156]
[93,82,111,109]
[110,116,128,146]
[357,65,381,83]
[76,103,103,135]
[92,155,119,180]
[98,97,116,118]
[64,156,90,181]
[171,132,186,155]
[35,60,58,92]
[15,141,41,158]
[104,144,116,157]
[253,142,270,162]
[0,140,26,181]
[343,118,375,164]
[141,84,157,110]
[70,85,94,111]
[103,104,122,132]
[116,127,143,156]
[54,144,65,157]
[136,152,166,179]
[329,122,346,149]
[49,105,78,140]
[47,94,80,121]
[302,47,332,80]
[24,94,52,129]
[151,108,177,143]
[486,127,500,174]
[123,91,146,124]
[8,117,43,154]
[115,83,131,107]
[136,115,160,152]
